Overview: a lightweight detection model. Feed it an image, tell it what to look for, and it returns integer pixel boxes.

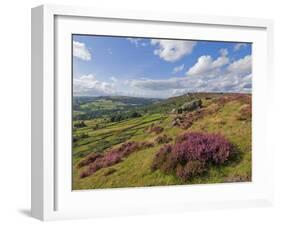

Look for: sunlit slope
[73,93,251,189]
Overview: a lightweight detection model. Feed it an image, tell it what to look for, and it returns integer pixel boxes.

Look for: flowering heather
[80,141,154,178]
[151,132,234,181]
[216,94,251,106]
[77,152,103,168]
[173,103,222,129]
[176,161,206,180]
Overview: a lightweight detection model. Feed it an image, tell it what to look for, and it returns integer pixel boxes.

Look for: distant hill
[73,95,161,120]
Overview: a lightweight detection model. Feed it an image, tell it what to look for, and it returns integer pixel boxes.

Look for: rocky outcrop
[178,99,202,113]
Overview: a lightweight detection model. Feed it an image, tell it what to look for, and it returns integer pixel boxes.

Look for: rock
[170,108,177,114]
[180,99,202,112]
[172,117,182,127]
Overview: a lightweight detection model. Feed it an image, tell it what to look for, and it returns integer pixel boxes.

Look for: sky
[73,35,252,98]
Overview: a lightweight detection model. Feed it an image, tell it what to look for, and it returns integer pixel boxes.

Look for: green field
[72,93,252,190]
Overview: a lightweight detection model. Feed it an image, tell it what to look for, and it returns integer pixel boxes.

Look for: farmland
[72,93,252,190]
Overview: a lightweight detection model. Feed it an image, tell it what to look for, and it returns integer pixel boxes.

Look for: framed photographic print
[31,4,274,221]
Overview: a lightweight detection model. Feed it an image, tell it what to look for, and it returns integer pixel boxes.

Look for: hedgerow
[151,132,234,181]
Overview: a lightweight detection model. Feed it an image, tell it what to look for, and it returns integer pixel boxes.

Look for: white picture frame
[31,4,274,221]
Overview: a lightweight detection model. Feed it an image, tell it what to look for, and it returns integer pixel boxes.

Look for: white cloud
[151,39,196,62]
[173,64,185,73]
[172,88,189,96]
[219,48,228,56]
[130,53,252,97]
[130,77,186,91]
[186,51,229,76]
[73,74,114,96]
[73,41,91,61]
[227,55,252,75]
[110,76,117,82]
[127,38,147,47]
[233,43,247,52]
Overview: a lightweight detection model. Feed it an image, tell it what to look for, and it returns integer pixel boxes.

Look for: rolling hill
[72,93,252,190]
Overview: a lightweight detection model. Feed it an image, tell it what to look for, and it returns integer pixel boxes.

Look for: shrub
[176,161,206,181]
[149,126,164,134]
[78,152,103,168]
[216,94,251,107]
[237,104,252,121]
[80,133,89,139]
[80,170,91,179]
[151,132,234,181]
[130,111,142,118]
[74,121,87,128]
[151,144,173,172]
[73,136,78,143]
[173,106,220,129]
[80,141,153,178]
[155,134,172,144]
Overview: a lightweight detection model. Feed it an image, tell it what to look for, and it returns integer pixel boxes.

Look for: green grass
[73,113,164,162]
[73,94,252,189]
[80,99,125,111]
[73,145,182,189]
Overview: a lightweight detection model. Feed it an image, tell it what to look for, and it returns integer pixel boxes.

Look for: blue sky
[73,35,252,98]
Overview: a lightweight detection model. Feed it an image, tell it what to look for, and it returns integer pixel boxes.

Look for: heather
[155,134,172,144]
[73,93,251,189]
[80,141,154,178]
[151,132,234,181]
[148,124,164,134]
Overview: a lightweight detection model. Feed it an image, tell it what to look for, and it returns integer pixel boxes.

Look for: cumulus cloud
[73,41,91,61]
[173,64,185,73]
[219,48,228,56]
[187,50,229,76]
[227,55,252,75]
[151,39,196,62]
[129,53,252,97]
[233,43,247,52]
[130,77,186,91]
[73,74,114,96]
[172,88,189,96]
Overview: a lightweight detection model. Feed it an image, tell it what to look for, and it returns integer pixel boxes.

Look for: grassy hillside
[72,93,251,190]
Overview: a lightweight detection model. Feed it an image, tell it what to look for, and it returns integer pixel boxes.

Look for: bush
[151,132,234,181]
[78,152,103,168]
[176,161,206,180]
[74,121,87,128]
[216,94,251,107]
[155,134,172,144]
[151,144,173,172]
[149,125,164,134]
[237,104,252,121]
[80,141,154,178]
[80,133,89,139]
[130,111,142,118]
